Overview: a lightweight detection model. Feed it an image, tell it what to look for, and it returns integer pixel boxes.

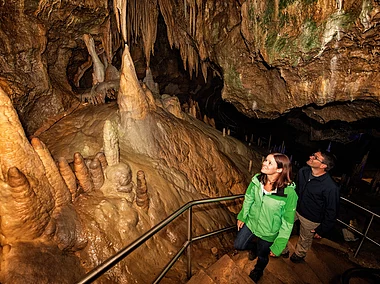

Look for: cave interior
[1,0,380,283]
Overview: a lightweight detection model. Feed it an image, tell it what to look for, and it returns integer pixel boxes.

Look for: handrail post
[354,214,374,258]
[187,206,193,279]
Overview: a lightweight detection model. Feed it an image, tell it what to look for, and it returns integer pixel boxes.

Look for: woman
[234,153,298,282]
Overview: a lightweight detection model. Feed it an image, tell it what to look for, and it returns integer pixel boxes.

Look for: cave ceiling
[0,0,380,140]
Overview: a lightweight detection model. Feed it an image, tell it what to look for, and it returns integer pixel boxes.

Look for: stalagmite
[73,152,94,193]
[0,87,49,180]
[88,157,104,190]
[58,157,78,201]
[118,44,150,123]
[136,170,149,210]
[30,137,71,208]
[95,152,108,172]
[0,167,51,242]
[0,86,56,242]
[103,120,119,166]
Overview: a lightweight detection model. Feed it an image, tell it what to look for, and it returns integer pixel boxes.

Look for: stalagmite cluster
[0,3,260,281]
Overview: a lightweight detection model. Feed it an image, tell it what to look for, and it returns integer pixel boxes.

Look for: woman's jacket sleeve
[237,181,256,223]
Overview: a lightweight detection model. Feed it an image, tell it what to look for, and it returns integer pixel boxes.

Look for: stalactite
[100,17,113,65]
[73,152,94,193]
[88,157,104,190]
[113,0,121,34]
[83,34,105,85]
[136,170,149,210]
[103,120,119,166]
[73,56,92,87]
[58,157,78,201]
[30,137,71,208]
[114,0,127,42]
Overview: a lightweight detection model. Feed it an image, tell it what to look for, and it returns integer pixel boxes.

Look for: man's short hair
[320,150,336,171]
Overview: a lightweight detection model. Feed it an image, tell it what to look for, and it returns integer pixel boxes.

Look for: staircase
[186,235,373,284]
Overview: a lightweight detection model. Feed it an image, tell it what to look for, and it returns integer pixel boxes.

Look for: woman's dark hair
[259,153,292,195]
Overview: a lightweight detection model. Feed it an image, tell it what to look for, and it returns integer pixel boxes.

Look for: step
[187,234,372,284]
[186,269,216,284]
[188,254,253,283]
[230,251,283,284]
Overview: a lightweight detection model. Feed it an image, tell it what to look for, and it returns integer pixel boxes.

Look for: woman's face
[261,154,280,175]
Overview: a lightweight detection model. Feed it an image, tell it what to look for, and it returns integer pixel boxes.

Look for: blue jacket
[237,173,298,256]
[296,166,340,236]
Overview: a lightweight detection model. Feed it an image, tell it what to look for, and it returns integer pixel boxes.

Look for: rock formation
[0,42,258,282]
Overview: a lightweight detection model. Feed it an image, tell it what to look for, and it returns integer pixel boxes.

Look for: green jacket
[237,173,298,256]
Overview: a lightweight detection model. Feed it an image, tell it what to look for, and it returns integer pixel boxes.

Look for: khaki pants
[283,212,320,258]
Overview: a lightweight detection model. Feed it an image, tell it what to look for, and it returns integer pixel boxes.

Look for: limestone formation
[103,120,120,166]
[118,44,150,122]
[88,157,105,190]
[83,34,105,86]
[73,152,94,193]
[95,151,108,172]
[30,137,72,209]
[136,170,149,210]
[105,163,134,194]
[0,40,257,283]
[58,157,78,201]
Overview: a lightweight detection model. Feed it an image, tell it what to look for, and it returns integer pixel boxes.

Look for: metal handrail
[76,194,380,283]
[336,196,380,257]
[76,194,245,284]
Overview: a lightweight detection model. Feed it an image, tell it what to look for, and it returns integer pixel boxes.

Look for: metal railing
[336,196,380,258]
[76,194,380,284]
[76,194,245,284]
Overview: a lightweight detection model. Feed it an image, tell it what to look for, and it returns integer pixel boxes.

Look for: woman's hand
[269,251,276,257]
[237,220,245,231]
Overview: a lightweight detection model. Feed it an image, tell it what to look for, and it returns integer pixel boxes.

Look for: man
[290,150,340,263]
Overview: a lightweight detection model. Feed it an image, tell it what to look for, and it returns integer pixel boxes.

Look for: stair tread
[186,235,369,284]
[186,269,216,284]
[205,254,253,283]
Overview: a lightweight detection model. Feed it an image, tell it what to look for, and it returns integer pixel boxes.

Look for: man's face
[306,152,325,168]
